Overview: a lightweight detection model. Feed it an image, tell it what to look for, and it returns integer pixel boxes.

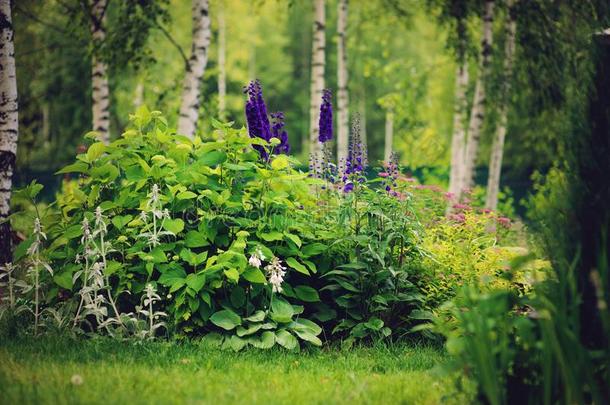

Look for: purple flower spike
[318,89,333,143]
[271,112,290,154]
[244,80,273,159]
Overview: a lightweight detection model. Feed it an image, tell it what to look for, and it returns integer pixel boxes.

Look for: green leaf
[53,269,74,289]
[230,286,246,307]
[112,215,133,230]
[236,323,263,337]
[284,233,302,247]
[250,331,275,349]
[292,329,322,346]
[275,330,298,350]
[56,161,88,174]
[294,285,320,302]
[364,317,384,331]
[223,268,239,283]
[228,335,247,352]
[163,218,184,234]
[271,155,289,170]
[242,267,267,284]
[177,191,198,200]
[209,309,242,330]
[185,273,206,292]
[302,243,327,256]
[86,142,106,162]
[271,296,294,323]
[245,310,266,322]
[158,266,187,286]
[185,230,208,248]
[199,150,227,166]
[285,257,309,275]
[259,231,283,242]
[293,318,323,335]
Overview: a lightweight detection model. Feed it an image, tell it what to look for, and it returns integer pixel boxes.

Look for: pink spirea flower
[378,172,389,178]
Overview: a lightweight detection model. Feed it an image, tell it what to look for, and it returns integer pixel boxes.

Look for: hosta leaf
[209,309,242,330]
[259,231,283,242]
[275,329,298,350]
[236,323,263,337]
[294,285,320,302]
[292,329,322,346]
[249,331,275,349]
[364,317,384,331]
[228,335,247,352]
[242,267,266,284]
[285,257,309,275]
[245,310,266,322]
[270,296,294,323]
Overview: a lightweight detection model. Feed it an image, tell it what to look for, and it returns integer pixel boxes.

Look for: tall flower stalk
[26,218,53,335]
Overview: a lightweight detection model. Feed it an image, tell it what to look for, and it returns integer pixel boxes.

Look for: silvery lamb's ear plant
[0,263,16,309]
[134,283,167,340]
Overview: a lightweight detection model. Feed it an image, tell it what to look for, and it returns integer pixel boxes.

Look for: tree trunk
[177,0,211,139]
[90,0,110,144]
[336,0,349,170]
[462,0,495,192]
[217,3,226,121]
[0,0,18,266]
[134,82,144,109]
[485,0,516,210]
[309,0,326,159]
[447,62,469,207]
[384,110,394,163]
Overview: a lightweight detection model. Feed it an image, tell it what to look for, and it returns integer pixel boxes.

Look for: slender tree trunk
[384,109,394,163]
[217,3,226,120]
[134,82,144,109]
[90,0,110,144]
[336,0,349,170]
[462,0,495,192]
[177,0,211,139]
[485,0,517,210]
[0,0,18,266]
[447,62,469,207]
[309,0,326,158]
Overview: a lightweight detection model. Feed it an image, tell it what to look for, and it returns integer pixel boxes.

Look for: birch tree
[177,0,211,139]
[0,0,18,265]
[461,0,495,192]
[90,0,110,144]
[217,2,226,120]
[309,0,326,158]
[485,0,517,210]
[336,0,349,169]
[384,109,394,163]
[447,62,469,204]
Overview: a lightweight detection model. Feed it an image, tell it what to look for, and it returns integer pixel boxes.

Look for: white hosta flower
[248,247,265,268]
[248,254,262,269]
[264,257,286,293]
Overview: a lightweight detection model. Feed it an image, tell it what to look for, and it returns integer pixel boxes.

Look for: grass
[0,335,472,404]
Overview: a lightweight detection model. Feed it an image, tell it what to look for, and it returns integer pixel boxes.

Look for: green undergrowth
[0,336,473,404]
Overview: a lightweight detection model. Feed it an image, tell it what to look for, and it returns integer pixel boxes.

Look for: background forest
[13,0,559,210]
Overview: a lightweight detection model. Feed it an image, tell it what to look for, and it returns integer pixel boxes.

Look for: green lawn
[0,336,472,404]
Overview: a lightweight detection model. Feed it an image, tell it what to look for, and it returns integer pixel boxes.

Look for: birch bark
[336,0,349,169]
[485,0,517,210]
[309,0,326,159]
[90,0,110,143]
[0,0,18,265]
[177,0,211,139]
[462,0,495,192]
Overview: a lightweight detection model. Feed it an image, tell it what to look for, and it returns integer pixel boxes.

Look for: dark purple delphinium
[382,151,400,195]
[318,89,333,143]
[271,112,290,154]
[342,115,367,193]
[244,80,272,159]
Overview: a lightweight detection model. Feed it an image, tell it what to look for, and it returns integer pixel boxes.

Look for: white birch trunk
[177,0,211,139]
[462,0,495,192]
[217,3,226,120]
[134,82,144,109]
[447,62,469,206]
[336,0,349,170]
[309,0,326,159]
[384,110,394,163]
[0,0,18,265]
[90,0,110,144]
[485,0,517,210]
